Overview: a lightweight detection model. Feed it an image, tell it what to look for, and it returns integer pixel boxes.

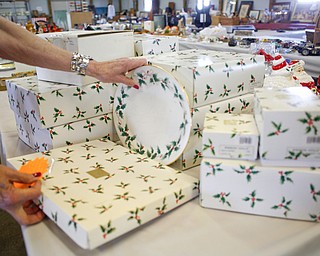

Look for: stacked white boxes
[6,76,117,151]
[147,49,266,169]
[200,86,320,221]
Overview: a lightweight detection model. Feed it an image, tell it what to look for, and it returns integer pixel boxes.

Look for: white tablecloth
[1,88,320,256]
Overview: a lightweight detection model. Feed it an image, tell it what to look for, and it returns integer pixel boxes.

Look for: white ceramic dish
[113,65,191,165]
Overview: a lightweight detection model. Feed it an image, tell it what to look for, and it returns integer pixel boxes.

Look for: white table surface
[1,87,320,255]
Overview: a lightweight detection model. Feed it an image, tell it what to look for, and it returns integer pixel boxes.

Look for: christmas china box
[134,34,179,56]
[6,76,116,129]
[36,30,134,85]
[202,113,259,160]
[147,49,265,108]
[171,93,254,170]
[13,111,114,152]
[200,158,320,222]
[7,139,199,249]
[254,87,320,167]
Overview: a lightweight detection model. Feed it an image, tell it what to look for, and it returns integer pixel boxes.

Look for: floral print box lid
[8,139,199,250]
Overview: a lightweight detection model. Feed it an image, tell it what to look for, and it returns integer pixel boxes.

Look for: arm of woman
[0,17,146,86]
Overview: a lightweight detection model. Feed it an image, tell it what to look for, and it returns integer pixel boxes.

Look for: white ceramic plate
[113,65,191,165]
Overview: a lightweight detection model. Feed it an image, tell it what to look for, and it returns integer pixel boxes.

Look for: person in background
[0,16,147,225]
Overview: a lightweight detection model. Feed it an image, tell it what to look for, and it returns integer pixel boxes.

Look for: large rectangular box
[147,49,265,108]
[36,30,134,85]
[254,87,320,167]
[202,113,259,160]
[200,158,320,222]
[6,76,117,129]
[8,139,199,249]
[134,35,179,56]
[171,93,254,170]
[13,111,115,152]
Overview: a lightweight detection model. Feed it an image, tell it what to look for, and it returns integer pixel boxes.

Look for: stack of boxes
[147,49,266,170]
[6,30,135,151]
[200,86,320,221]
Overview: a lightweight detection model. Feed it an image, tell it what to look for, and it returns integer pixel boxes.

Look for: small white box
[200,158,320,222]
[147,49,265,108]
[134,35,179,56]
[36,30,134,85]
[202,113,259,160]
[254,87,320,167]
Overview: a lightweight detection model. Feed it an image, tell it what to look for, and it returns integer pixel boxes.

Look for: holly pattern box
[202,113,259,160]
[13,111,115,152]
[200,158,320,222]
[8,139,199,250]
[254,87,320,167]
[134,34,179,56]
[147,49,265,108]
[36,30,134,85]
[171,93,254,170]
[6,76,117,129]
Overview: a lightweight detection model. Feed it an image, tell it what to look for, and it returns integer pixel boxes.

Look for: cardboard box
[147,49,265,108]
[14,112,115,152]
[202,113,259,160]
[254,87,320,167]
[171,93,254,170]
[36,30,134,85]
[8,139,199,249]
[6,76,117,129]
[134,35,179,56]
[200,158,320,222]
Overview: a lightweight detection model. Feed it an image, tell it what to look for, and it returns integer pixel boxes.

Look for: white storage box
[147,49,265,108]
[6,76,117,129]
[202,113,259,160]
[200,158,320,222]
[134,34,179,56]
[14,112,115,152]
[36,30,134,85]
[254,87,320,167]
[8,139,199,249]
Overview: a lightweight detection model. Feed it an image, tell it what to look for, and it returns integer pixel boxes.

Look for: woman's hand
[87,57,147,87]
[0,165,45,225]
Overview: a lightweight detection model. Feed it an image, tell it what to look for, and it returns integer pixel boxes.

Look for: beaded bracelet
[70,52,93,76]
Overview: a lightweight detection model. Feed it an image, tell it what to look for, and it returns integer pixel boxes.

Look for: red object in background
[256,49,274,63]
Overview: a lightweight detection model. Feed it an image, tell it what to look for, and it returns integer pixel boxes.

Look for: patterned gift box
[6,76,117,129]
[13,111,115,152]
[200,158,320,222]
[147,49,265,108]
[36,30,134,85]
[7,139,199,249]
[202,113,259,160]
[134,35,179,56]
[171,93,254,170]
[254,87,320,167]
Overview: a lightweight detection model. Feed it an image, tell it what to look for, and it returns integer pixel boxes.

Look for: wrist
[70,52,93,76]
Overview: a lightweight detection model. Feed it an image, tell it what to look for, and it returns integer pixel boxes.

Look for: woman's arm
[0,17,146,86]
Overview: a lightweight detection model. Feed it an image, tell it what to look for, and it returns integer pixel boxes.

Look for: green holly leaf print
[298,112,320,135]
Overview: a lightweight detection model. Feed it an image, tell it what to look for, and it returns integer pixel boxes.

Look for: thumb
[7,170,38,184]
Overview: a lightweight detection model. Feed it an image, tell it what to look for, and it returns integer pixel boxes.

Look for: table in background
[179,30,319,78]
[1,90,320,256]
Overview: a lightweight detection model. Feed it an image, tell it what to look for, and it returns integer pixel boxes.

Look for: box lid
[7,139,199,249]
